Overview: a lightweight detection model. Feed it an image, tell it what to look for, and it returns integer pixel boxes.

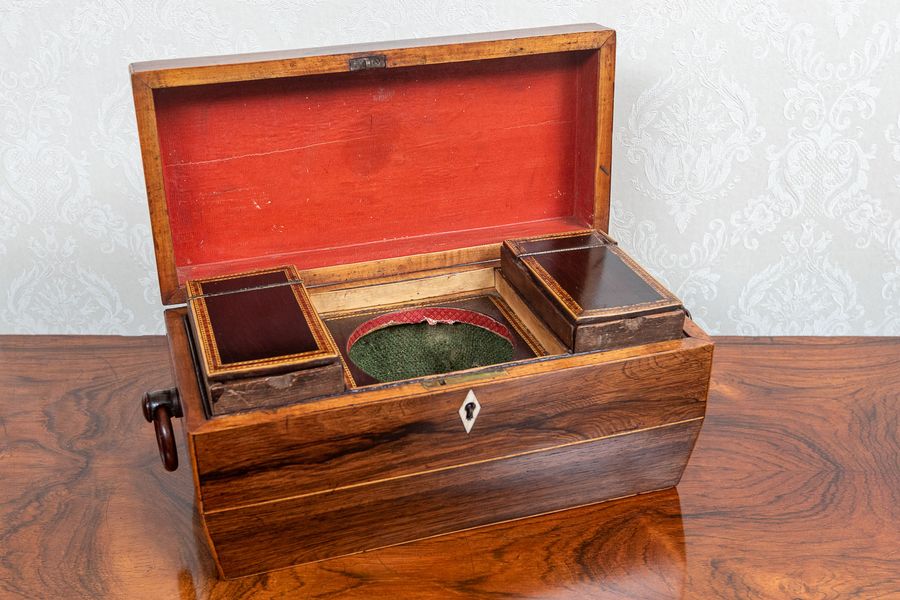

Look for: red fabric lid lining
[152,50,600,282]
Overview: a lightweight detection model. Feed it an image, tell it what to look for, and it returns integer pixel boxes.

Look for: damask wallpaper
[1,1,899,335]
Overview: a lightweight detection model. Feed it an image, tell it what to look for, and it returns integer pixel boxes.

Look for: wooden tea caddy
[132,24,713,579]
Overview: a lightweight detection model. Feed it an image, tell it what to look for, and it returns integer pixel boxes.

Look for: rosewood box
[132,24,713,579]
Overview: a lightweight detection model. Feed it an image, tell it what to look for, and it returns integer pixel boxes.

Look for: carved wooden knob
[142,388,183,471]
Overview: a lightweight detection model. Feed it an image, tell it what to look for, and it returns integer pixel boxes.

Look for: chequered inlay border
[188,265,338,378]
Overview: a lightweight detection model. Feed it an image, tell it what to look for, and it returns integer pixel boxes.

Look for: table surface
[1,336,898,599]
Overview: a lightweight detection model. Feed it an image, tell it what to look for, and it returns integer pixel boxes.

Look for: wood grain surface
[572,310,686,353]
[206,419,701,577]
[207,361,345,416]
[1,336,898,598]
[193,338,710,510]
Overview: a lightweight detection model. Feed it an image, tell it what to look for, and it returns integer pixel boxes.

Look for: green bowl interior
[348,321,514,384]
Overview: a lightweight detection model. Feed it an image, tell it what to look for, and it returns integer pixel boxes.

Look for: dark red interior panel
[153,51,599,282]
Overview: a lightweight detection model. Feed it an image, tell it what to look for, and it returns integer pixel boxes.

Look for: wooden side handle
[141,388,183,471]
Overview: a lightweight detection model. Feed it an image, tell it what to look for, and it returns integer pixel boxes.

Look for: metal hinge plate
[349,54,387,71]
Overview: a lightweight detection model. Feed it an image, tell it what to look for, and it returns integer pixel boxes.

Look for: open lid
[131,24,616,304]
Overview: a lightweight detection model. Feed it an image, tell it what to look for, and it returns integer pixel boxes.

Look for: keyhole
[464,402,476,421]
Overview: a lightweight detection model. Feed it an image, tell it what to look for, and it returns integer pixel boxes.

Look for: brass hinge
[422,368,507,388]
[349,54,387,71]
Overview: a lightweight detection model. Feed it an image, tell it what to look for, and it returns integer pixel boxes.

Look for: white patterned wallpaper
[1,1,899,335]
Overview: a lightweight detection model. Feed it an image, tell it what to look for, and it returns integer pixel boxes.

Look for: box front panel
[193,342,712,511]
[205,418,702,578]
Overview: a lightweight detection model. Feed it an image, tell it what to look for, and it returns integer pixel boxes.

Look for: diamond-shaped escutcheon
[458,389,481,434]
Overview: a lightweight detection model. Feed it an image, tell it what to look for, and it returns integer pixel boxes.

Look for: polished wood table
[1,336,897,599]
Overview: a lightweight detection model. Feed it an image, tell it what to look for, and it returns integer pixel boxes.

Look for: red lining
[346,307,513,353]
[153,51,600,281]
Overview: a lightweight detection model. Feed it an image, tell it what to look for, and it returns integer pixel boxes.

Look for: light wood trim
[131,26,613,88]
[494,271,567,355]
[487,295,547,356]
[594,31,616,232]
[300,244,499,288]
[309,266,495,316]
[163,309,206,432]
[307,261,499,295]
[132,78,182,304]
[683,317,712,342]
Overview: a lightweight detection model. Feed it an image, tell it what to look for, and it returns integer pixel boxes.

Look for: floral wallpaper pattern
[1,1,898,335]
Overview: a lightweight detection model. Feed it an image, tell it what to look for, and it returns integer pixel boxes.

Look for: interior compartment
[345,307,515,384]
[151,50,602,283]
[329,296,538,387]
[185,229,690,402]
[310,264,567,387]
